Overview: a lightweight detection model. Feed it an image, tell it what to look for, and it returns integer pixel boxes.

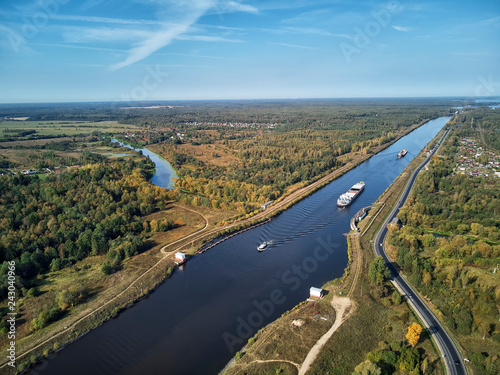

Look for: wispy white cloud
[158,52,227,60]
[175,34,242,42]
[214,1,258,14]
[283,26,352,39]
[80,0,112,11]
[111,0,257,71]
[110,22,197,70]
[51,14,163,25]
[243,26,353,40]
[281,8,335,25]
[471,16,500,28]
[198,23,246,31]
[267,42,318,50]
[0,24,34,53]
[34,42,126,53]
[255,0,335,12]
[392,25,411,32]
[63,26,154,43]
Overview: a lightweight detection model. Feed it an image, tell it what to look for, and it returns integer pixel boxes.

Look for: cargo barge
[337,181,365,207]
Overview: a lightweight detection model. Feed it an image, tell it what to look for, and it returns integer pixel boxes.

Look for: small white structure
[391,217,401,227]
[174,252,186,262]
[310,287,323,299]
[292,319,305,327]
[261,201,273,210]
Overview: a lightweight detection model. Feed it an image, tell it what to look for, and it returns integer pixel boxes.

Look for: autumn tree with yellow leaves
[406,322,423,347]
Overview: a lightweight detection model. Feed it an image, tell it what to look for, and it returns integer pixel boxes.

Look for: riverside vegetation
[386,108,500,375]
[0,99,476,372]
[223,108,500,375]
[222,129,451,375]
[117,99,452,214]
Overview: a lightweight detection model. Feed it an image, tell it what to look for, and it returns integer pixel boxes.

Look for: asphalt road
[373,127,467,375]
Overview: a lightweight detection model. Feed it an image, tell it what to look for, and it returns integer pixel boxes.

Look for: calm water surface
[43,117,450,374]
[112,139,178,189]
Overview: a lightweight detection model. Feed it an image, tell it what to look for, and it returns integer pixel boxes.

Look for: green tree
[392,290,402,305]
[398,346,420,373]
[455,309,473,335]
[91,230,108,255]
[56,287,84,311]
[369,256,391,285]
[50,258,62,272]
[101,262,113,275]
[352,360,382,375]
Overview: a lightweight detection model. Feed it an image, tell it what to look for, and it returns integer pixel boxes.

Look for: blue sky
[0,0,499,103]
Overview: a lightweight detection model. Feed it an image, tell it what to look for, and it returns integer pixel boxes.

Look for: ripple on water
[43,117,451,375]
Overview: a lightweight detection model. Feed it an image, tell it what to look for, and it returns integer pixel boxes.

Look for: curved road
[374,127,467,375]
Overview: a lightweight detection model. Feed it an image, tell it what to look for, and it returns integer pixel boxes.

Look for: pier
[350,206,373,232]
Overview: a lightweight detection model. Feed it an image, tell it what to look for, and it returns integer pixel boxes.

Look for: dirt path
[297,229,359,375]
[4,123,423,369]
[298,296,353,375]
[160,204,209,256]
[347,235,361,299]
[9,159,364,369]
[1,204,210,370]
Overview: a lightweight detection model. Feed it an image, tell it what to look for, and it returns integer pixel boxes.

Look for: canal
[43,117,451,375]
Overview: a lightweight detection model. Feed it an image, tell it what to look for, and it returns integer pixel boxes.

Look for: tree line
[387,126,500,374]
[0,156,170,300]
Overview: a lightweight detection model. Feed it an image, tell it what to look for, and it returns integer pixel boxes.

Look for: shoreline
[220,119,451,375]
[4,117,439,373]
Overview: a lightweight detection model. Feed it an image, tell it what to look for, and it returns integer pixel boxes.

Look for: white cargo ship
[337,181,365,207]
[398,149,408,158]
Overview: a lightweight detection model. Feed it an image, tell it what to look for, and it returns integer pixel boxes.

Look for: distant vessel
[398,149,408,158]
[257,242,269,251]
[337,181,365,208]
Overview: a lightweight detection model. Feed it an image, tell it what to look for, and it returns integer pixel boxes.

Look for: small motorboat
[257,242,268,251]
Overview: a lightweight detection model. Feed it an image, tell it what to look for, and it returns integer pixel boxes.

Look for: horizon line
[1,95,498,106]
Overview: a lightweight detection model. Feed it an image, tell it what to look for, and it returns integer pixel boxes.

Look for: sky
[0,0,499,103]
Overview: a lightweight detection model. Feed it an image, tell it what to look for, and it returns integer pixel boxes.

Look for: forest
[0,156,171,300]
[387,108,500,375]
[0,98,456,125]
[0,100,464,295]
[108,100,455,213]
[0,99,497,372]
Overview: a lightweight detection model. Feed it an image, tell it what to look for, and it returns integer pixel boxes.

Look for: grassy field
[0,118,447,373]
[223,299,335,375]
[150,141,240,168]
[0,120,145,169]
[0,120,142,140]
[0,141,138,169]
[0,148,82,166]
[222,130,447,375]
[0,203,237,373]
